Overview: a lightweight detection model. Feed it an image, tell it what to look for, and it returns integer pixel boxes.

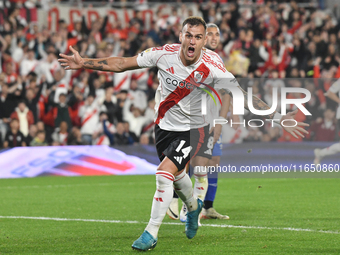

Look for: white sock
[173,170,197,212]
[193,166,208,202]
[319,143,340,158]
[145,171,174,238]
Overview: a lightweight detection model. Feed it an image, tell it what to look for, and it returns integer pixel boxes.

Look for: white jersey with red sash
[79,103,101,135]
[131,68,149,90]
[20,59,39,77]
[136,44,238,131]
[52,131,68,146]
[114,71,132,92]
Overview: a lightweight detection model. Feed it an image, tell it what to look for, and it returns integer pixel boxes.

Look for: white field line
[0,216,338,234]
[0,182,154,190]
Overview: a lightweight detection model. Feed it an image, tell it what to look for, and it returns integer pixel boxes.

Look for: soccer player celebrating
[314,79,340,163]
[169,23,230,223]
[59,17,308,251]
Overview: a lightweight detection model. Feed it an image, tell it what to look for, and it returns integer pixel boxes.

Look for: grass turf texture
[0,175,340,254]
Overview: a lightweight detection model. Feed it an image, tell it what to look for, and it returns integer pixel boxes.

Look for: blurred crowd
[0,0,340,149]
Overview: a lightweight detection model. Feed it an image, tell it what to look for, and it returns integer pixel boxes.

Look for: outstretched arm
[237,86,309,139]
[237,86,275,119]
[219,90,231,119]
[58,46,140,72]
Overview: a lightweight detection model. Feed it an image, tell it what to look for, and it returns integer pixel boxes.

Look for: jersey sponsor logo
[165,76,221,106]
[165,77,195,90]
[156,63,219,125]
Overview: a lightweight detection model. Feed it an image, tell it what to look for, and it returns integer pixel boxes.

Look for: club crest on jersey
[194,71,204,83]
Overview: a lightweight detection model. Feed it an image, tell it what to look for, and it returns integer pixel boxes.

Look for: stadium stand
[0,0,339,148]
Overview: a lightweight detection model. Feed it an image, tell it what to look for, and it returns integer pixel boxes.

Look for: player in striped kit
[59,16,308,251]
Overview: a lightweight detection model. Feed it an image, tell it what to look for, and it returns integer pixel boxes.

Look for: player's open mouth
[188,47,195,57]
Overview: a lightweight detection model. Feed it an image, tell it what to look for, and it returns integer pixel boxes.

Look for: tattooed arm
[213,88,231,143]
[58,46,139,72]
[237,86,276,119]
[81,57,139,72]
[219,88,231,119]
[220,85,276,119]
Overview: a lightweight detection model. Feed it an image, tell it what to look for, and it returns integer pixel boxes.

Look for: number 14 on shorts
[174,140,192,164]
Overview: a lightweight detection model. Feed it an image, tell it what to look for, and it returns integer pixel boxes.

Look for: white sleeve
[329,79,340,93]
[136,47,166,68]
[213,66,239,92]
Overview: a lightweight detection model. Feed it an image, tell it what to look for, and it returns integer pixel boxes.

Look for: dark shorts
[155,124,213,171]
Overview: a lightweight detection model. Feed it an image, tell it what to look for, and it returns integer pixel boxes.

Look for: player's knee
[174,169,186,181]
[157,158,178,175]
[209,156,220,167]
[155,170,174,187]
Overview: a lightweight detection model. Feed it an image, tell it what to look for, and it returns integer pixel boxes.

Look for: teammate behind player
[314,78,340,163]
[201,23,229,220]
[59,16,308,252]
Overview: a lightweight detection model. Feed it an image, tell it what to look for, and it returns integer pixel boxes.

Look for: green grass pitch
[1,175,340,254]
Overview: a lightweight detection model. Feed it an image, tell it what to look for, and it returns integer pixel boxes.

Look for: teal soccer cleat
[185,198,203,239]
[132,230,158,251]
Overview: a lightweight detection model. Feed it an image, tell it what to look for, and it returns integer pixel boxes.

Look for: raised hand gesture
[280,109,309,139]
[58,46,84,70]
